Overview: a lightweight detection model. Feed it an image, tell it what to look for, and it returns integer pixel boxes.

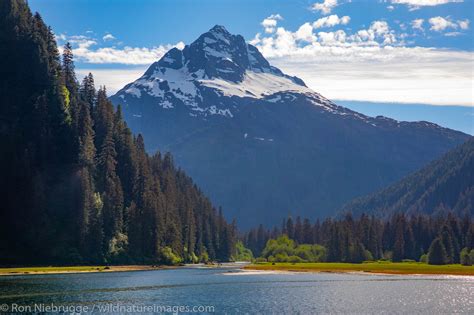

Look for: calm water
[0,264,473,314]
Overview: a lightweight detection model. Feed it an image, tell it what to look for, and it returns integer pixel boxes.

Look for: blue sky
[30,0,473,50]
[30,0,473,132]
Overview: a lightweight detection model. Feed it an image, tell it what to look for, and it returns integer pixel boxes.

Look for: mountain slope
[110,25,469,228]
[340,137,474,217]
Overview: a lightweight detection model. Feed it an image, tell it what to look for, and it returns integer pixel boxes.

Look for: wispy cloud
[277,49,472,106]
[251,16,473,106]
[57,34,184,65]
[102,33,116,41]
[411,19,424,31]
[391,0,463,10]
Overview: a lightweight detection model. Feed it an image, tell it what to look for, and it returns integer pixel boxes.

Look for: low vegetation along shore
[2,261,474,276]
[245,262,474,276]
[0,265,172,276]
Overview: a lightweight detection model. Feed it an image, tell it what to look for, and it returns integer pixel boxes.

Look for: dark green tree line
[0,0,236,265]
[244,213,473,264]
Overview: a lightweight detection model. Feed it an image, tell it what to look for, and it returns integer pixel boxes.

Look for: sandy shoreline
[0,262,248,276]
[2,262,473,277]
[0,265,178,276]
[237,267,474,279]
[242,264,474,277]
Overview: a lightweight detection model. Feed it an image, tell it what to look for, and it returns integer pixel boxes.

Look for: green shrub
[460,248,472,266]
[294,244,327,262]
[348,242,369,263]
[364,250,374,262]
[107,233,128,263]
[288,255,305,263]
[402,259,416,263]
[382,251,393,261]
[259,235,327,263]
[419,254,428,263]
[185,252,199,264]
[199,250,209,263]
[158,246,182,265]
[255,257,267,263]
[233,241,254,262]
[261,235,296,258]
[274,253,290,262]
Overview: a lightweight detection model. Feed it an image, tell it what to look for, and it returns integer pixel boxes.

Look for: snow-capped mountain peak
[113,25,342,118]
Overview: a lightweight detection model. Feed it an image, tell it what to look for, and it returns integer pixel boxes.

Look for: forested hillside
[341,137,474,218]
[245,213,474,264]
[243,138,474,264]
[0,0,235,265]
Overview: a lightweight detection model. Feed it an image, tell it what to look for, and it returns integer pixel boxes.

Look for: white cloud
[313,14,351,29]
[458,19,470,30]
[251,19,473,106]
[391,0,463,10]
[311,0,339,15]
[268,48,473,106]
[429,16,456,31]
[76,46,183,65]
[261,14,283,33]
[411,19,424,31]
[253,20,398,57]
[370,21,390,36]
[295,23,317,42]
[55,33,67,41]
[318,30,347,45]
[102,33,116,41]
[249,33,262,46]
[444,31,463,36]
[428,16,469,31]
[58,34,185,65]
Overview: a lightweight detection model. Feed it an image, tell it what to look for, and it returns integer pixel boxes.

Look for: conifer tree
[286,216,294,240]
[62,42,77,95]
[294,216,303,244]
[80,73,96,111]
[302,218,313,244]
[428,238,448,265]
[392,218,405,262]
[256,224,266,255]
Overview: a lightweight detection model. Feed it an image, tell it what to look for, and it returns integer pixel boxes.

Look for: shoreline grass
[2,261,473,276]
[244,261,474,276]
[0,265,173,276]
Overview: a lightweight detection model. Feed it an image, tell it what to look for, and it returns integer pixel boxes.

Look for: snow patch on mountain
[125,86,141,98]
[199,71,312,99]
